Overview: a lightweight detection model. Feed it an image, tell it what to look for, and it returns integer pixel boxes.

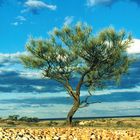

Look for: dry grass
[0,118,139,139]
[0,117,140,128]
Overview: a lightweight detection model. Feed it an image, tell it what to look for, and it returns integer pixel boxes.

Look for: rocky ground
[0,127,139,140]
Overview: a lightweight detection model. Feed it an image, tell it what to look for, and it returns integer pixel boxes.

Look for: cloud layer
[0,39,140,94]
[0,0,57,15]
[87,0,118,7]
[127,39,140,54]
[11,16,27,26]
[22,0,57,14]
[64,16,74,26]
[87,0,140,7]
[0,52,24,67]
[0,42,140,118]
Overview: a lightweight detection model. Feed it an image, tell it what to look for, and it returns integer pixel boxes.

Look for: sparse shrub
[61,121,67,126]
[101,119,106,122]
[48,121,58,126]
[19,116,29,122]
[19,116,39,122]
[116,121,124,126]
[28,117,39,122]
[126,123,133,127]
[7,115,20,121]
[72,120,80,126]
[6,120,15,125]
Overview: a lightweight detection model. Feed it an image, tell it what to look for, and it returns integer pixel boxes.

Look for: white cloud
[0,52,42,79]
[86,0,140,7]
[11,16,26,27]
[0,52,26,66]
[87,0,112,6]
[19,71,42,79]
[104,39,140,54]
[11,22,19,26]
[64,16,74,26]
[32,85,44,90]
[127,39,140,54]
[16,16,26,21]
[0,52,26,59]
[21,9,29,14]
[24,0,57,11]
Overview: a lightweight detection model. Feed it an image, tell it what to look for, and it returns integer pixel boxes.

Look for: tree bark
[67,99,80,126]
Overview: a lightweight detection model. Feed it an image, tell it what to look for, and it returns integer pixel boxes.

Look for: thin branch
[79,95,101,108]
[76,64,94,96]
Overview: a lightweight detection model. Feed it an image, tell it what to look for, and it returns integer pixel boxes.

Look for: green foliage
[7,115,20,121]
[7,115,39,122]
[19,116,39,122]
[73,120,80,126]
[20,22,132,93]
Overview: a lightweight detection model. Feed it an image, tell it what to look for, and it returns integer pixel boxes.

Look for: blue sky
[0,0,140,118]
[0,0,140,53]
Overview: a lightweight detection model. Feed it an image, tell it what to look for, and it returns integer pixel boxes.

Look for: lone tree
[20,23,132,126]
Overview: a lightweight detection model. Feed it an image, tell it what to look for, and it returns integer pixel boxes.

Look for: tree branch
[76,64,94,96]
[79,95,101,108]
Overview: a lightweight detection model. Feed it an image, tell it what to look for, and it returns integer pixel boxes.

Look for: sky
[0,0,140,118]
[0,0,140,53]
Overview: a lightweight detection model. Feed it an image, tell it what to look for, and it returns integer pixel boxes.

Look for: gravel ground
[0,127,140,140]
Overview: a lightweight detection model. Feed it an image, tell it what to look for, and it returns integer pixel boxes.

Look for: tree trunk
[67,99,80,126]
